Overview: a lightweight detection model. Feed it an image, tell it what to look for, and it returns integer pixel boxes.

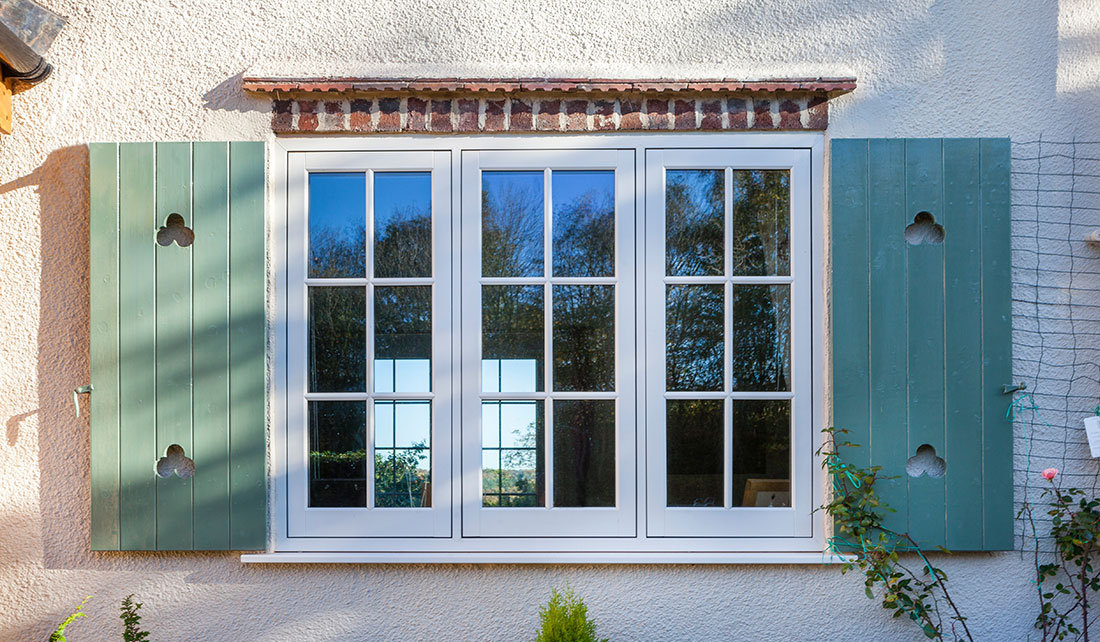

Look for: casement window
[271,134,823,556]
[87,135,1013,561]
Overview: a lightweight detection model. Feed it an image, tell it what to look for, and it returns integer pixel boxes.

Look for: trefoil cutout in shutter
[904,211,945,245]
[906,444,946,479]
[156,213,194,247]
[155,444,194,479]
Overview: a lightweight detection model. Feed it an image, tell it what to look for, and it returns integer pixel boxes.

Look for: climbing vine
[819,427,973,641]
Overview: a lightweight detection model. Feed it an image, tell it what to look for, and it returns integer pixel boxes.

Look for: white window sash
[460,149,638,537]
[286,150,452,538]
[644,148,814,538]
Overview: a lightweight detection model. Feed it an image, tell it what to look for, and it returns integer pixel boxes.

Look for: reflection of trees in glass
[482,177,543,277]
[309,287,366,392]
[731,400,790,507]
[553,285,614,391]
[553,400,615,507]
[553,187,614,277]
[666,399,723,507]
[483,409,543,507]
[731,285,789,391]
[666,285,723,391]
[374,286,431,362]
[483,285,545,390]
[666,170,724,276]
[374,441,430,507]
[730,170,789,277]
[375,206,432,278]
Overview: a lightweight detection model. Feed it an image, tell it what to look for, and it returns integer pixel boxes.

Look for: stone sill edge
[242,76,858,96]
[240,551,849,565]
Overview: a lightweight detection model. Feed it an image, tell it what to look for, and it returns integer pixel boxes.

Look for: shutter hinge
[73,384,93,417]
[1002,381,1027,395]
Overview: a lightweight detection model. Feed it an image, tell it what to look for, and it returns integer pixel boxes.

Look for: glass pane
[666,169,724,277]
[309,287,366,392]
[731,170,790,276]
[552,170,615,277]
[553,400,615,507]
[374,286,431,393]
[553,285,614,392]
[309,172,365,278]
[374,400,431,507]
[374,172,432,278]
[666,399,723,507]
[482,171,544,277]
[482,400,544,507]
[309,401,366,507]
[482,285,544,392]
[666,284,723,391]
[731,285,790,391]
[732,400,791,507]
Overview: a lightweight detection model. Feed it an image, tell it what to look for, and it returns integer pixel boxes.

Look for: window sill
[240,551,848,565]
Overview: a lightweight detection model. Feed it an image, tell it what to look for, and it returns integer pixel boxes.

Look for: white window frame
[263,133,826,563]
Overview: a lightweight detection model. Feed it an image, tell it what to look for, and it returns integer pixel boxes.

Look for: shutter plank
[867,139,909,538]
[118,143,157,551]
[830,139,871,472]
[943,139,984,550]
[155,142,195,550]
[229,142,267,550]
[905,139,947,547]
[981,138,1014,550]
[192,142,232,550]
[89,143,120,551]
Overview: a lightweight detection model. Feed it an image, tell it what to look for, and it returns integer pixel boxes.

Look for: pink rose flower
[1041,468,1059,481]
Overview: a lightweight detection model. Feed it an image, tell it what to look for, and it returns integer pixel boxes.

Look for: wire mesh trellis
[1012,137,1100,551]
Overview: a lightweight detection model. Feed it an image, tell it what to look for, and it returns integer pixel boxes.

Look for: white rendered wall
[0,0,1098,639]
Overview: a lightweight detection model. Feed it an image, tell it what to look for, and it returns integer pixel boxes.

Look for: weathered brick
[646,98,669,129]
[537,100,561,131]
[674,99,696,130]
[752,98,774,129]
[457,99,479,131]
[727,98,748,129]
[272,112,293,132]
[377,97,401,132]
[511,98,533,130]
[807,94,828,129]
[485,99,506,131]
[565,99,588,130]
[779,98,801,129]
[320,101,346,131]
[298,100,318,132]
[274,99,293,114]
[593,100,615,130]
[430,99,453,132]
[700,100,722,130]
[405,97,427,131]
[619,99,643,130]
[350,98,373,132]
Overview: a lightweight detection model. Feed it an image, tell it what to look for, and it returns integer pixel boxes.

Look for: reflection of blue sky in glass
[552,170,612,209]
[374,400,430,448]
[309,172,366,277]
[374,172,431,240]
[374,359,431,392]
[481,358,538,393]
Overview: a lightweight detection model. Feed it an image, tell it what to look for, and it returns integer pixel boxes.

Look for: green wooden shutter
[89,142,266,551]
[831,138,1013,551]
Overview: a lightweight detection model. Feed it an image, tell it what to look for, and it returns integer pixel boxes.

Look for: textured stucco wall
[2,0,1099,640]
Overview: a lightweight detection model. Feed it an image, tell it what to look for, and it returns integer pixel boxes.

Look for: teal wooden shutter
[89,142,266,551]
[831,138,1012,551]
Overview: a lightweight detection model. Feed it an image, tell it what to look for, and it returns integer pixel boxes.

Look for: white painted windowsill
[240,551,850,565]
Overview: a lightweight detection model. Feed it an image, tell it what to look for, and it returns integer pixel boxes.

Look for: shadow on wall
[203,71,270,115]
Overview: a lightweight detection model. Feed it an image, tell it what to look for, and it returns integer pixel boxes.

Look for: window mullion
[723,166,734,511]
[543,167,554,510]
[364,169,376,510]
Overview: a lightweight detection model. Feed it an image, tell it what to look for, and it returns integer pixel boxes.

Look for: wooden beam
[0,69,11,135]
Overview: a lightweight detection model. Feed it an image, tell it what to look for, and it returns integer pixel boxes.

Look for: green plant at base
[1024,469,1100,641]
[48,596,91,642]
[533,587,609,642]
[819,428,972,641]
[121,594,150,642]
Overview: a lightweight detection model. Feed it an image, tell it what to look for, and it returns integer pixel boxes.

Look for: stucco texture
[2,0,1099,640]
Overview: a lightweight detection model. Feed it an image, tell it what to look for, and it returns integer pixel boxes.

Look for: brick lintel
[248,76,855,134]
